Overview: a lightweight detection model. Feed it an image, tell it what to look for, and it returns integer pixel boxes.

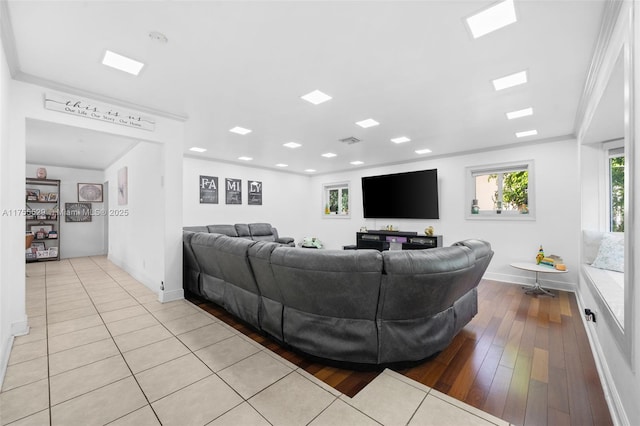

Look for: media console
[356,230,443,251]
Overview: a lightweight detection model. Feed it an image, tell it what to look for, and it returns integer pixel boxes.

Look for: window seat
[581,263,624,327]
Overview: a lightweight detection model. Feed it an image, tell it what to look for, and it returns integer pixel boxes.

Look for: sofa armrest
[276,237,294,245]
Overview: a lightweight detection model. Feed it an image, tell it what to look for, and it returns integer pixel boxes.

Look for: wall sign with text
[199,175,218,204]
[44,92,155,131]
[225,178,242,205]
[248,180,263,205]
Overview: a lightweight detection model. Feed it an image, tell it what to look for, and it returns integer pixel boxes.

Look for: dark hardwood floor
[187,279,612,426]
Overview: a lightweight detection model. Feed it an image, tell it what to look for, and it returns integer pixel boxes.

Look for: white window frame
[322,181,350,219]
[465,160,535,220]
[604,141,625,232]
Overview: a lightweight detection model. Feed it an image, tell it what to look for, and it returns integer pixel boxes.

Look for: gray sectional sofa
[183,228,493,364]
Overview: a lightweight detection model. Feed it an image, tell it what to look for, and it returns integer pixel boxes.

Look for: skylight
[102,50,145,76]
[301,90,332,105]
[356,119,380,128]
[466,0,517,39]
[415,149,432,155]
[238,156,253,161]
[350,161,364,165]
[230,126,252,135]
[391,137,411,144]
[506,107,533,120]
[321,153,337,158]
[492,71,527,91]
[283,142,302,149]
[516,130,538,138]
[189,147,207,153]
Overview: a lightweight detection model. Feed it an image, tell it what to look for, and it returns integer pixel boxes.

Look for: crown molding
[0,0,20,77]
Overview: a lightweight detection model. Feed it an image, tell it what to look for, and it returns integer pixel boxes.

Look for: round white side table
[510,262,568,297]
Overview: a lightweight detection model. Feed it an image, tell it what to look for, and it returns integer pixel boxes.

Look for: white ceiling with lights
[6,0,607,173]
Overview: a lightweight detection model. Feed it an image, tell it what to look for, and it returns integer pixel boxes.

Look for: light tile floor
[1,256,510,425]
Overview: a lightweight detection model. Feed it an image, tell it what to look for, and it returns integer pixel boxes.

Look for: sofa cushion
[591,232,624,272]
[207,224,238,237]
[235,224,252,239]
[183,225,208,233]
[248,223,277,242]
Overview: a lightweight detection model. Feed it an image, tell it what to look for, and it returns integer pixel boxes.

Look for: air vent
[339,136,362,145]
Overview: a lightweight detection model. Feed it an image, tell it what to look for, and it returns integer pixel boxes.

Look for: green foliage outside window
[341,188,349,213]
[488,171,528,211]
[611,156,625,232]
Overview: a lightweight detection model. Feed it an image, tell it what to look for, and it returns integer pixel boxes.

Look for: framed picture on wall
[248,180,262,205]
[118,167,128,206]
[65,202,92,222]
[78,183,103,202]
[225,178,242,204]
[199,175,218,204]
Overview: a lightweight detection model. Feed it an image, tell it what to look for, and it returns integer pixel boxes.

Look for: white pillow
[582,229,604,264]
[591,233,624,273]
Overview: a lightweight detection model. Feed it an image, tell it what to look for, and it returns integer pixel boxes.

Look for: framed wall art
[118,167,128,206]
[225,178,242,205]
[65,202,92,222]
[78,183,103,202]
[248,180,262,205]
[199,175,218,204]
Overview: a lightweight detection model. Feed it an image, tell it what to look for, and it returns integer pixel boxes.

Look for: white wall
[183,157,310,242]
[105,142,164,292]
[0,5,23,387]
[308,139,581,290]
[26,163,106,258]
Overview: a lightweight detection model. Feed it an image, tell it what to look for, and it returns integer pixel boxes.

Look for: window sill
[322,213,351,219]
[466,213,535,221]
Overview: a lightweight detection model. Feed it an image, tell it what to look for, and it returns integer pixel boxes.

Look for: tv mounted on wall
[361,169,439,219]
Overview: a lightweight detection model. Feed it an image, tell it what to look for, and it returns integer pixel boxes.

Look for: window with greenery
[609,148,625,232]
[323,182,350,218]
[466,161,534,219]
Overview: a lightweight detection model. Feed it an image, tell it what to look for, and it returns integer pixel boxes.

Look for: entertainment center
[355,230,443,251]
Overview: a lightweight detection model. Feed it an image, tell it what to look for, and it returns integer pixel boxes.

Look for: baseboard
[11,319,29,336]
[159,288,184,303]
[574,291,628,426]
[107,253,159,294]
[0,335,15,391]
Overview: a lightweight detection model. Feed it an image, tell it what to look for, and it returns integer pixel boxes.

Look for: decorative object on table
[65,202,92,222]
[536,245,545,264]
[324,204,330,214]
[248,180,262,205]
[360,226,367,232]
[36,167,47,179]
[199,175,218,204]
[47,192,59,202]
[539,254,563,268]
[471,199,479,214]
[496,200,502,214]
[48,230,58,239]
[38,193,48,202]
[48,247,58,257]
[30,241,45,251]
[78,183,103,202]
[301,237,323,249]
[225,178,242,204]
[519,204,529,214]
[117,167,128,205]
[425,226,434,236]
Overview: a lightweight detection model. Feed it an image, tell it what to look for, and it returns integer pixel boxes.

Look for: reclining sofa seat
[190,232,262,328]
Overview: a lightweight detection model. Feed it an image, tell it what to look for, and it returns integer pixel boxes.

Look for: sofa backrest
[234,223,252,239]
[207,224,238,237]
[248,241,282,301]
[270,248,383,320]
[248,223,276,242]
[183,225,208,233]
[379,246,476,320]
[452,239,494,294]
[190,232,227,303]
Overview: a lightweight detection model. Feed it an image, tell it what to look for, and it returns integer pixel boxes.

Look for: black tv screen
[362,169,439,219]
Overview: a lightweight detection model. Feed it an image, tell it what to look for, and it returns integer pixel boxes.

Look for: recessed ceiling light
[506,107,533,120]
[189,147,207,153]
[304,169,316,173]
[356,118,380,128]
[492,70,527,91]
[283,142,302,149]
[275,163,288,168]
[321,153,337,158]
[466,0,517,39]
[516,130,538,138]
[391,136,411,144]
[238,156,253,161]
[350,161,364,165]
[102,50,144,76]
[301,90,332,105]
[230,126,252,135]
[415,148,432,155]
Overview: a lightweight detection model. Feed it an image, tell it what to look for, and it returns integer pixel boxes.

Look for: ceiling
[7,0,608,173]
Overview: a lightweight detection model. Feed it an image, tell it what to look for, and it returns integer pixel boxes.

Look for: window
[322,182,350,218]
[608,147,625,232]
[466,160,534,219]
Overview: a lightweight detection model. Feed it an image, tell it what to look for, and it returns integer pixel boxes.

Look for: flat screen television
[361,169,439,219]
